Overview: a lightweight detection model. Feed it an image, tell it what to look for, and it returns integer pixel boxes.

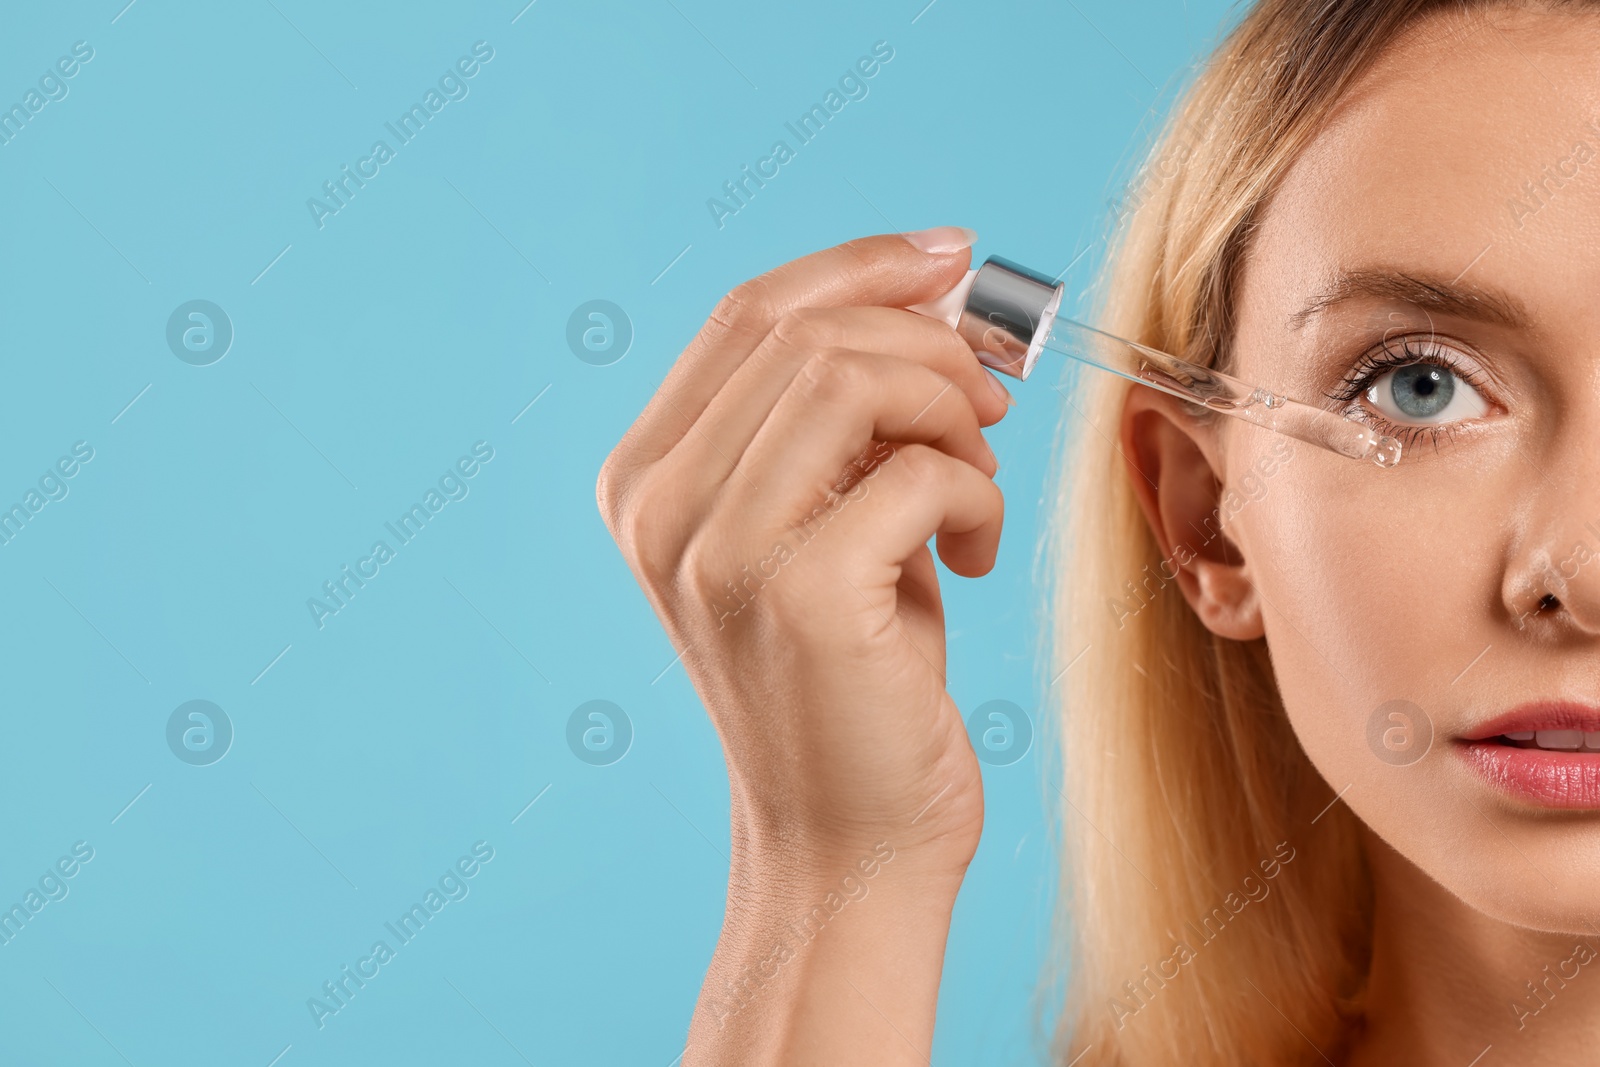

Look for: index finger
[615,228,976,471]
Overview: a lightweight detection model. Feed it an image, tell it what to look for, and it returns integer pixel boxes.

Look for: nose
[1501,482,1600,636]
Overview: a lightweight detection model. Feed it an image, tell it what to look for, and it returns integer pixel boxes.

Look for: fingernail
[903,226,977,255]
[983,368,1015,407]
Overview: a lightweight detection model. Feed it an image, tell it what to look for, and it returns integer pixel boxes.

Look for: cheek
[1256,475,1492,671]
[1232,452,1600,928]
[1243,454,1501,753]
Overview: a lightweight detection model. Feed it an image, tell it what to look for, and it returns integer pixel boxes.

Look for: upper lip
[1461,701,1600,741]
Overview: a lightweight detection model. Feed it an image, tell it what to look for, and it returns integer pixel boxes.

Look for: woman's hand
[597,229,1009,1064]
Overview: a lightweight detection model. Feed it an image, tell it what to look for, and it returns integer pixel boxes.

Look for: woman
[598,1,1600,1062]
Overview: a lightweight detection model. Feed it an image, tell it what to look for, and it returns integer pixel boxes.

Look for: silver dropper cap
[957,256,1064,381]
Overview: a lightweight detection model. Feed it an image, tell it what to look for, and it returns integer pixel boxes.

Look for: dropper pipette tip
[1370,433,1403,468]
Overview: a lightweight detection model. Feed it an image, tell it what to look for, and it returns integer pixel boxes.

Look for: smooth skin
[598,228,1007,1064]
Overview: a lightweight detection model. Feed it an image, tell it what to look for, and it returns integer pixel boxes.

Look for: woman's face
[1226,8,1600,930]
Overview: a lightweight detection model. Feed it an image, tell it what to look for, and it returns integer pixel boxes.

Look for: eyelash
[1325,336,1492,448]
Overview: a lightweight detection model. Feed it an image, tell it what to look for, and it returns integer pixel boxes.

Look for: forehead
[1243,8,1600,335]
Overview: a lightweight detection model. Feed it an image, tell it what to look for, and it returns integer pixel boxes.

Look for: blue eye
[1364,361,1487,425]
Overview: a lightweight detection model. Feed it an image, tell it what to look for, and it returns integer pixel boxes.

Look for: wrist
[688,837,965,1066]
[726,776,984,892]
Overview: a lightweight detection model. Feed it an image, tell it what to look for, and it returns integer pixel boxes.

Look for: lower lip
[1458,741,1600,808]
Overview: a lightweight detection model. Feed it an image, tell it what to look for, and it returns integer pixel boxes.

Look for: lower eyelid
[1349,387,1497,454]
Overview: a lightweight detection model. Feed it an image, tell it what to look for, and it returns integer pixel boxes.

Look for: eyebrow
[1288,268,1531,331]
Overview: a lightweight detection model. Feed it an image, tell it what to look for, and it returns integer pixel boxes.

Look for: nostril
[1540,593,1561,613]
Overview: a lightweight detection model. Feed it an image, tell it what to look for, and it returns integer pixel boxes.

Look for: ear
[1119,388,1264,641]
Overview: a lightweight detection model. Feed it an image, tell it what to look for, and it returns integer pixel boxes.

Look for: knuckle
[595,451,628,533]
[708,276,777,336]
[614,480,676,591]
[681,532,734,606]
[770,306,838,352]
[631,541,677,599]
[837,235,899,276]
[796,347,866,403]
[893,443,946,488]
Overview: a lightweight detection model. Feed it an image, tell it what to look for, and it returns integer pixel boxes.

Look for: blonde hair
[1049,1,1567,1062]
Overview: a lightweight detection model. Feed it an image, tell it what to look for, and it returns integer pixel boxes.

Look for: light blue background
[0,1,1231,1063]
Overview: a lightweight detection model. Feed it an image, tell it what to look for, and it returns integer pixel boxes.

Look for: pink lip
[1460,701,1600,741]
[1456,702,1600,809]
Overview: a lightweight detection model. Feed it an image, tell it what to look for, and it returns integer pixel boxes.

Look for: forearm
[684,841,965,1066]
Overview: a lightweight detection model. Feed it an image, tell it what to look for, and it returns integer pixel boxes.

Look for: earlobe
[1119,388,1265,641]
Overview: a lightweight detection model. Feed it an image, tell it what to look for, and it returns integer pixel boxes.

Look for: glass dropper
[907,256,1402,469]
